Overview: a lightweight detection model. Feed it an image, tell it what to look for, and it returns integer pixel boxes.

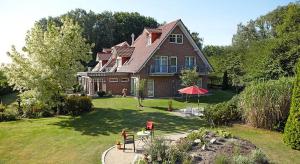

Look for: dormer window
[169,34,183,44]
[147,33,152,46]
[116,57,122,67]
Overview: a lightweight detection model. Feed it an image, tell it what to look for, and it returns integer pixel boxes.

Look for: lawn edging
[101,145,115,164]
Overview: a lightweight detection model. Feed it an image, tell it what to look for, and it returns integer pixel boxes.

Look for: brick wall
[136,26,209,97]
[91,75,131,95]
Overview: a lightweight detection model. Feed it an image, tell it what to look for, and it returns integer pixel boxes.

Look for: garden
[0,89,300,163]
[0,2,300,163]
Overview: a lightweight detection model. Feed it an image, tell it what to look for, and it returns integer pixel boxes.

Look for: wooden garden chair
[121,130,135,152]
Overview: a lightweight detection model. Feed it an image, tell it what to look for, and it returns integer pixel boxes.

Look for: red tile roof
[145,28,162,33]
[113,46,135,57]
[115,41,130,47]
[118,20,180,73]
[106,58,116,67]
[96,52,111,61]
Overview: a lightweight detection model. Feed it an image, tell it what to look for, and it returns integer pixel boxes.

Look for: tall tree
[36,10,159,67]
[191,32,204,50]
[267,3,300,77]
[5,18,93,106]
[284,61,300,150]
[205,2,300,85]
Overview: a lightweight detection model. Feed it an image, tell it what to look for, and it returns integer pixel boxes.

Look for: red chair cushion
[146,121,154,130]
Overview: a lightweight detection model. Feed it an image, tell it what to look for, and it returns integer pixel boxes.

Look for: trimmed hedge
[97,90,106,97]
[204,95,241,125]
[284,62,300,150]
[63,95,93,116]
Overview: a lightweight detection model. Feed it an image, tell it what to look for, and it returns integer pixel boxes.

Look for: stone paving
[102,132,188,164]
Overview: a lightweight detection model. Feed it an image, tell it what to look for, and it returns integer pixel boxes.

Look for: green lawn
[0,90,299,163]
[225,124,300,164]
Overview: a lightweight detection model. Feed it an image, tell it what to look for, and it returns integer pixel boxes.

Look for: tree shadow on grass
[52,107,208,136]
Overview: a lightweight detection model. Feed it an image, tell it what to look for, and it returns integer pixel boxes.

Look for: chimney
[87,67,91,72]
[131,33,135,46]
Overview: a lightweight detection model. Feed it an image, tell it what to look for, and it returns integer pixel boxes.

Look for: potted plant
[168,98,173,111]
[116,140,122,150]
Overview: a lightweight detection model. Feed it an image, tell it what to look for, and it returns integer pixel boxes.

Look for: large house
[77,19,213,97]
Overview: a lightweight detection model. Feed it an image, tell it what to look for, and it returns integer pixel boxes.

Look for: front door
[147,79,154,97]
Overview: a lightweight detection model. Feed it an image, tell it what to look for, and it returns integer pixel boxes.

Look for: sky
[0,0,295,64]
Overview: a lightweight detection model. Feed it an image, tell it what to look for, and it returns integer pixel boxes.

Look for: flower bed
[136,128,269,164]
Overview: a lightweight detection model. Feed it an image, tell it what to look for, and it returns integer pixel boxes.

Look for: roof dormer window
[169,34,183,44]
[147,34,152,46]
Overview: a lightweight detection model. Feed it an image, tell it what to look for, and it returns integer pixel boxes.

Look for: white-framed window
[147,79,154,97]
[121,78,129,82]
[147,34,152,46]
[185,56,196,69]
[154,56,168,73]
[116,57,122,67]
[169,56,177,73]
[169,34,183,44]
[109,78,118,83]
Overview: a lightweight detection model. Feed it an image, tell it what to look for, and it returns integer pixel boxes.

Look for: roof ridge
[117,19,180,73]
[158,19,181,29]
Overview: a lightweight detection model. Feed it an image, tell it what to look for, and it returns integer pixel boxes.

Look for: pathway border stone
[101,145,116,164]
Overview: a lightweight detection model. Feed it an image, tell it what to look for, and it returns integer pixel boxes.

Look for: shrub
[144,137,192,163]
[73,84,82,93]
[213,149,269,164]
[182,157,193,164]
[214,154,230,164]
[215,130,232,138]
[187,127,208,141]
[284,63,300,149]
[250,149,268,164]
[204,95,241,125]
[240,77,293,130]
[0,103,6,112]
[0,107,18,122]
[97,90,106,97]
[232,155,252,164]
[21,94,47,118]
[63,95,93,116]
[144,137,168,162]
[106,91,112,97]
[176,138,193,152]
[166,145,183,163]
[165,140,192,163]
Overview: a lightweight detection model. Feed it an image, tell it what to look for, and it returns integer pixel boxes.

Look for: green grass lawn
[225,124,300,164]
[0,90,299,163]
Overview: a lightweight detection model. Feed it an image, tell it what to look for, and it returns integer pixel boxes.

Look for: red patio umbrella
[178,86,208,95]
[178,85,208,109]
